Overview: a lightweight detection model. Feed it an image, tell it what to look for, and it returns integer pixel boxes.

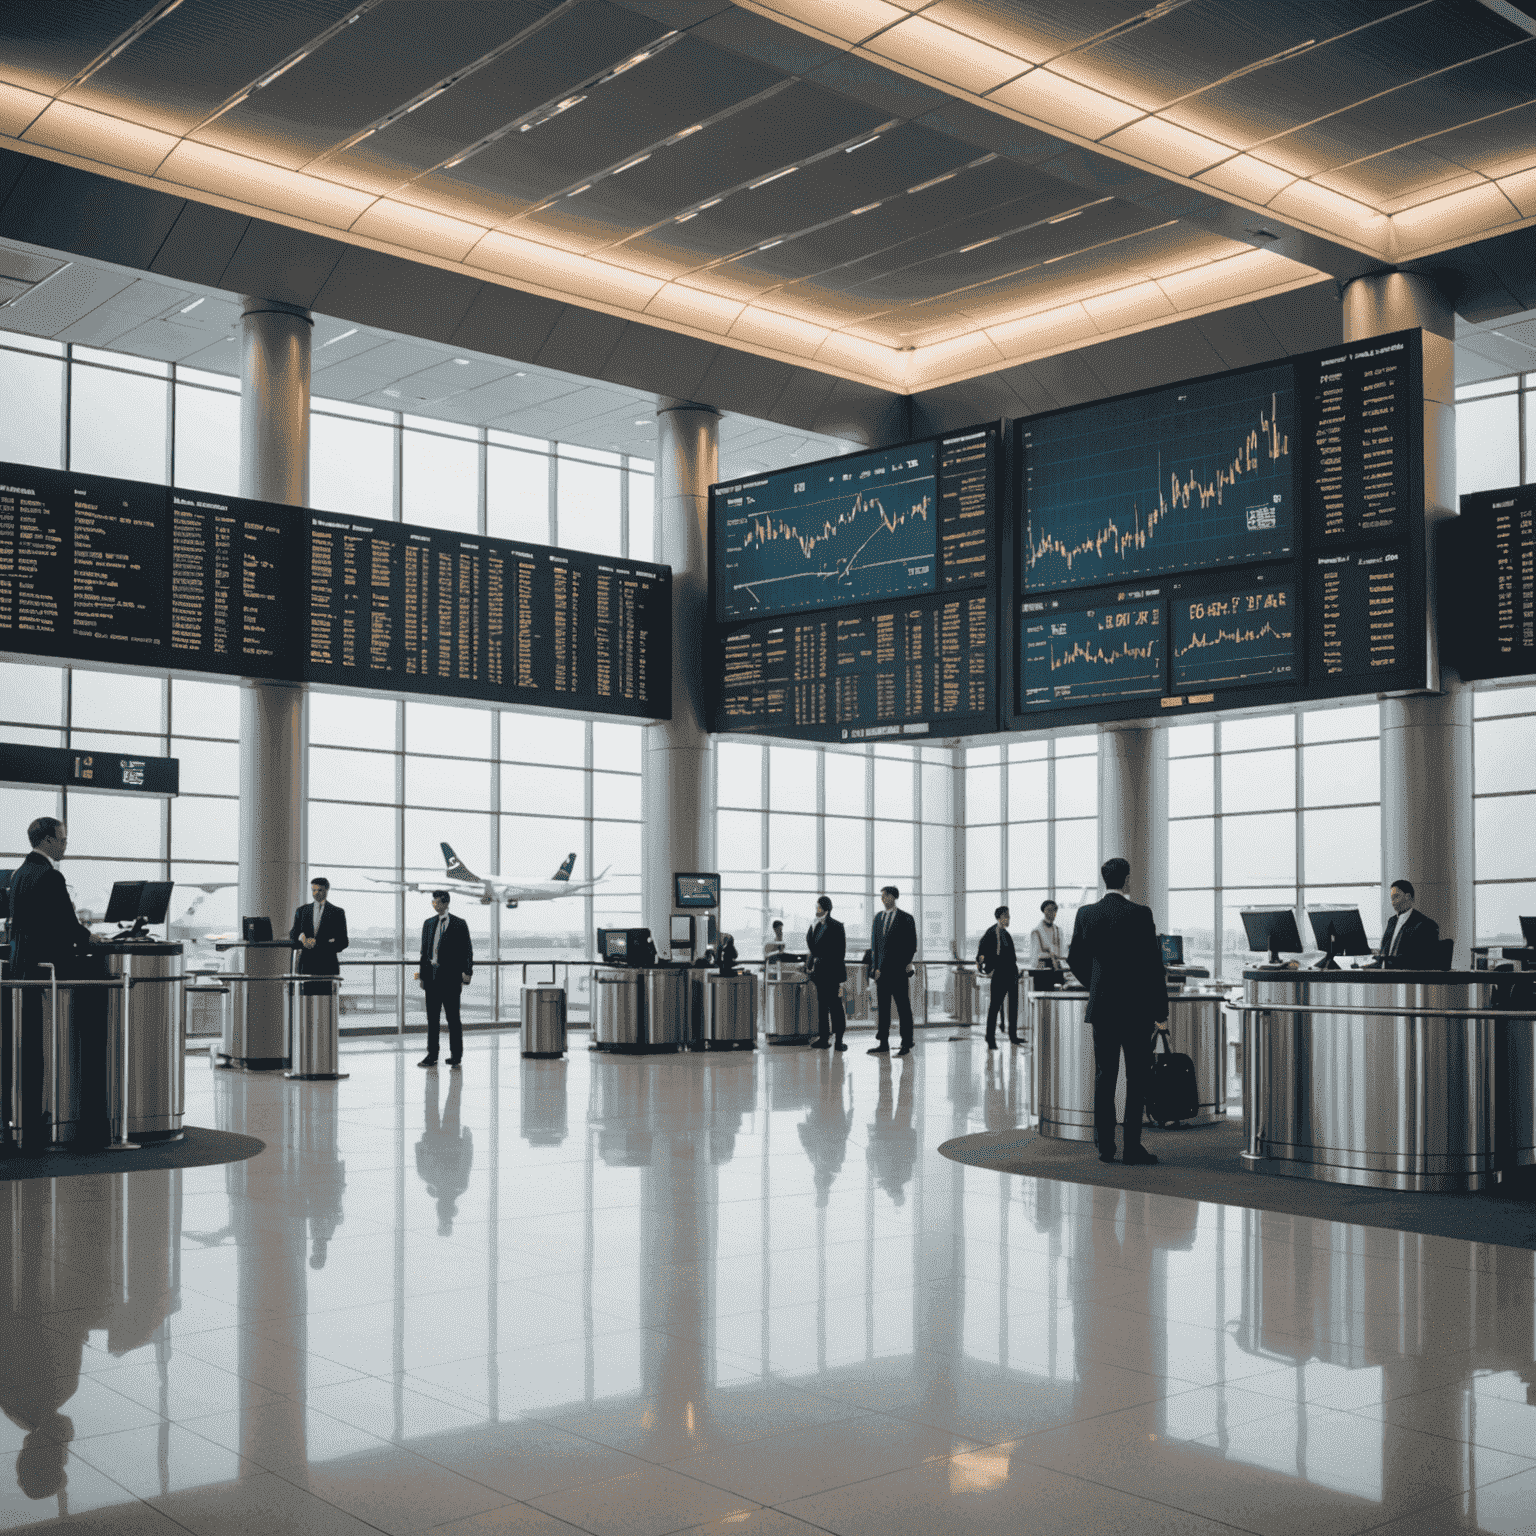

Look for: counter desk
[1242,969,1536,1191]
[1030,987,1228,1141]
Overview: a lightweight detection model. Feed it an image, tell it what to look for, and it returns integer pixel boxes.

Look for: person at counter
[1378,879,1441,967]
[1030,900,1066,971]
[806,896,847,1051]
[290,877,348,995]
[417,890,473,1070]
[6,818,104,1152]
[1067,857,1168,1167]
[764,921,787,961]
[869,885,917,1057]
[976,905,1020,1050]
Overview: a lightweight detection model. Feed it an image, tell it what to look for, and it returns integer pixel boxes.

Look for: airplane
[369,843,608,909]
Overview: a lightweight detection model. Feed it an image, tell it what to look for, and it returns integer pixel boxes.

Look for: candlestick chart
[1021,603,1164,709]
[716,441,937,621]
[1172,584,1298,688]
[1023,365,1295,592]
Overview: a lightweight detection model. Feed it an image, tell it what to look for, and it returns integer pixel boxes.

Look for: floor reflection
[0,1031,1532,1534]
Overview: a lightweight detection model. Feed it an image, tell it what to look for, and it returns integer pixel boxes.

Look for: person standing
[6,818,100,1151]
[290,877,349,997]
[1029,899,1066,971]
[805,895,847,1051]
[417,890,473,1068]
[869,885,917,1057]
[975,904,1020,1049]
[764,920,787,962]
[1067,857,1168,1166]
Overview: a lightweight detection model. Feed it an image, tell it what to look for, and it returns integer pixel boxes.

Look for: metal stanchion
[44,961,60,1148]
[107,957,139,1152]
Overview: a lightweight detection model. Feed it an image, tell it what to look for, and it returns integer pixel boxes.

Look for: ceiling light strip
[63,0,188,93]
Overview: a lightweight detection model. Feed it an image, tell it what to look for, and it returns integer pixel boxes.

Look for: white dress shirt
[1029,919,1064,968]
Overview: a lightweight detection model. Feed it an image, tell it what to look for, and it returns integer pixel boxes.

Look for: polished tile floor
[3,1031,1535,1536]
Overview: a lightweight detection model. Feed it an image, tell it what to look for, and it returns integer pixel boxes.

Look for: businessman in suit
[6,817,102,1151]
[290,877,349,997]
[1067,857,1168,1166]
[805,895,847,1051]
[418,890,474,1068]
[1379,879,1441,968]
[869,884,918,1057]
[975,904,1020,1050]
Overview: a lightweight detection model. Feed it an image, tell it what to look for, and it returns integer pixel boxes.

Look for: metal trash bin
[763,975,815,1044]
[951,969,978,1026]
[102,942,186,1145]
[593,968,644,1048]
[521,985,567,1058]
[697,972,757,1049]
[644,968,690,1050]
[843,961,870,1020]
[286,983,347,1081]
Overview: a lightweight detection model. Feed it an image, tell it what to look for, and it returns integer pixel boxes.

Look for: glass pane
[1455,394,1520,498]
[169,737,238,796]
[965,892,1000,952]
[308,802,398,867]
[73,347,166,376]
[1007,820,1047,887]
[593,721,641,774]
[310,412,395,520]
[716,810,762,870]
[592,770,640,820]
[1476,881,1536,944]
[1475,715,1536,794]
[1169,755,1213,817]
[1222,811,1295,886]
[170,795,237,862]
[0,661,63,723]
[70,366,167,482]
[1220,747,1294,813]
[501,763,583,819]
[501,815,586,879]
[1008,758,1047,820]
[171,678,239,738]
[1304,885,1382,948]
[966,763,1001,824]
[1056,734,1096,757]
[62,860,164,924]
[403,429,477,533]
[873,820,912,881]
[503,711,584,765]
[965,825,1000,892]
[627,470,654,561]
[1302,702,1378,742]
[1167,722,1213,757]
[716,741,763,808]
[404,808,490,872]
[769,812,817,872]
[921,821,953,896]
[1303,806,1379,886]
[173,383,239,495]
[824,815,865,876]
[405,755,491,810]
[873,754,913,821]
[556,457,621,555]
[1169,817,1214,887]
[170,864,238,940]
[1476,794,1536,883]
[1474,684,1536,717]
[1054,818,1098,893]
[1165,889,1215,975]
[312,692,396,748]
[0,349,63,467]
[920,762,952,822]
[406,701,490,757]
[71,670,164,732]
[1302,739,1379,806]
[62,791,161,859]
[487,445,548,543]
[769,746,817,811]
[1220,714,1293,751]
[823,750,865,816]
[1053,756,1097,819]
[310,746,396,804]
[0,787,61,857]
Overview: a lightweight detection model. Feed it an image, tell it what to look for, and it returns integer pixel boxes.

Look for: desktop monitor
[1306,905,1371,965]
[1159,934,1184,967]
[1520,916,1536,948]
[673,873,720,910]
[599,929,629,962]
[139,881,174,925]
[242,916,274,943]
[104,880,147,924]
[669,914,694,949]
[1241,907,1305,967]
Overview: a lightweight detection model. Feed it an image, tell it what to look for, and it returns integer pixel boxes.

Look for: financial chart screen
[1171,580,1299,691]
[1020,598,1164,711]
[1022,364,1294,592]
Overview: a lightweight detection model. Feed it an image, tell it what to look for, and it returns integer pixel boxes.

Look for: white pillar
[236,297,312,1062]
[1097,725,1168,927]
[642,399,718,940]
[1342,273,1473,962]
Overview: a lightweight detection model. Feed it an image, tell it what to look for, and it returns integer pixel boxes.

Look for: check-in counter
[1031,987,1229,1141]
[1242,969,1536,1191]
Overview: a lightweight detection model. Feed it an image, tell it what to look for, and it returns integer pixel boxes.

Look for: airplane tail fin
[552,853,577,882]
[441,842,481,882]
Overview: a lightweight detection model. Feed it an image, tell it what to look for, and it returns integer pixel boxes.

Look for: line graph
[1021,603,1164,709]
[1023,365,1294,592]
[1172,584,1297,688]
[716,441,937,621]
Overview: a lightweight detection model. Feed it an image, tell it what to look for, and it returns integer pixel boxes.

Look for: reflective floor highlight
[3,1032,1535,1535]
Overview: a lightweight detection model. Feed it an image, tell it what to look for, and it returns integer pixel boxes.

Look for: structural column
[1096,725,1168,927]
[1342,273,1472,962]
[236,298,312,1060]
[642,399,718,940]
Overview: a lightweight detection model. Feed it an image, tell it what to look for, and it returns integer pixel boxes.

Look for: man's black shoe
[867,1046,889,1055]
[834,1041,848,1052]
[894,1047,912,1057]
[417,1057,438,1067]
[1098,1149,1117,1163]
[1123,1148,1160,1166]
[447,1059,462,1069]
[810,1038,831,1049]
[986,1041,998,1051]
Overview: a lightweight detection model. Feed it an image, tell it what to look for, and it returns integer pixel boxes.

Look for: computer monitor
[669,914,694,949]
[104,880,147,924]
[139,881,174,925]
[1519,916,1536,947]
[242,916,274,943]
[1159,934,1184,967]
[1241,907,1305,967]
[1306,906,1371,968]
[673,872,720,910]
[599,929,629,962]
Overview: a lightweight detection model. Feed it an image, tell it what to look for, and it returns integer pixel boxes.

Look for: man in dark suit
[1379,879,1441,968]
[976,904,1020,1050]
[290,877,348,997]
[7,817,100,1151]
[805,895,847,1051]
[417,890,473,1068]
[1068,856,1168,1166]
[869,884,918,1057]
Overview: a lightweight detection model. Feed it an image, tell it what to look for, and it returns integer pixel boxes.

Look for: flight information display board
[712,426,996,623]
[1011,331,1426,728]
[1444,484,1536,681]
[0,459,672,720]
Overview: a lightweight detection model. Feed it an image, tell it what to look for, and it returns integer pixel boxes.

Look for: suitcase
[1145,1028,1200,1126]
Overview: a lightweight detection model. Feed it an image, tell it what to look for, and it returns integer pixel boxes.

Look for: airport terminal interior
[5,1,1536,1533]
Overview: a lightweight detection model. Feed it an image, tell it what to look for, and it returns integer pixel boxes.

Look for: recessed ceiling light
[909,172,957,194]
[845,136,881,153]
[567,184,592,197]
[634,418,649,426]
[675,211,698,222]
[319,327,359,348]
[454,358,471,365]
[749,167,797,189]
[1046,209,1082,225]
[850,203,880,216]
[697,197,723,210]
[515,371,527,378]
[959,236,1000,253]
[179,297,206,314]
[613,154,651,175]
